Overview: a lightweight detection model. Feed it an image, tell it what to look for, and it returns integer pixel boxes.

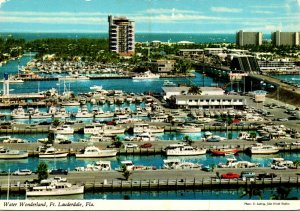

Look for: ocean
[0,32,272,43]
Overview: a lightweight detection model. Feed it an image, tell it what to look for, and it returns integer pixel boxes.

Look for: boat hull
[76,151,117,158]
[26,186,84,197]
[250,149,279,154]
[0,153,28,159]
[39,152,68,158]
[211,149,240,156]
[166,149,207,156]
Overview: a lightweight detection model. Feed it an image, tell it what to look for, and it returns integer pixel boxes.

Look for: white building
[162,87,190,100]
[200,87,224,95]
[174,95,247,109]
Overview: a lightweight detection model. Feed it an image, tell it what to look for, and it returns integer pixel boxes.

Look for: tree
[52,118,60,127]
[37,162,48,181]
[121,165,132,181]
[188,86,201,95]
[184,135,193,145]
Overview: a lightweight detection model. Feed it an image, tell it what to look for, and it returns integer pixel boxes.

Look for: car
[271,165,288,170]
[292,141,300,146]
[202,165,212,172]
[13,169,32,176]
[58,140,72,144]
[49,169,68,175]
[276,141,289,147]
[257,173,277,179]
[277,118,288,122]
[24,179,39,184]
[124,143,138,150]
[221,172,240,179]
[240,171,256,178]
[140,143,152,148]
[0,170,9,176]
[212,122,224,126]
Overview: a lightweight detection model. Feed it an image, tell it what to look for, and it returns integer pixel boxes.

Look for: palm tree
[184,135,193,145]
[37,162,48,181]
[188,86,201,95]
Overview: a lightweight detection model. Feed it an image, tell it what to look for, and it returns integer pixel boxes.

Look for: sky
[0,0,300,33]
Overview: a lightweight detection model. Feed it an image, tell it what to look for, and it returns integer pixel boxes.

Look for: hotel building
[236,30,263,46]
[108,15,135,55]
[271,31,300,46]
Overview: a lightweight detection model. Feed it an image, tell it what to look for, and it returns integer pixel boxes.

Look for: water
[272,74,300,85]
[0,152,298,173]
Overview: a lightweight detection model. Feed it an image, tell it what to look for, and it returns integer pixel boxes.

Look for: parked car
[140,143,152,148]
[0,171,9,176]
[271,165,288,170]
[277,118,288,122]
[212,122,224,126]
[13,169,32,176]
[49,169,68,175]
[240,171,256,178]
[24,179,39,184]
[221,172,240,179]
[202,165,212,172]
[276,141,289,147]
[257,173,277,179]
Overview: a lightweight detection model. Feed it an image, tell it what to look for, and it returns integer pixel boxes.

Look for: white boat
[133,123,164,134]
[270,158,293,168]
[163,80,176,87]
[51,125,74,134]
[163,159,201,170]
[75,106,93,118]
[218,158,260,168]
[58,75,89,81]
[75,161,111,171]
[30,108,52,119]
[11,106,30,119]
[26,179,84,197]
[76,146,117,158]
[125,132,157,142]
[102,125,125,135]
[39,146,68,158]
[132,71,160,80]
[84,123,104,134]
[94,110,114,118]
[166,145,207,156]
[2,137,27,143]
[53,107,70,118]
[90,85,103,91]
[120,160,135,171]
[0,147,28,159]
[176,124,201,133]
[61,101,80,106]
[249,143,279,154]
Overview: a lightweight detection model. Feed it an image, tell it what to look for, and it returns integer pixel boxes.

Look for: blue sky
[0,0,299,33]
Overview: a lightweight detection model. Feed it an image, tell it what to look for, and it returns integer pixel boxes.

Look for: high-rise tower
[108,15,135,55]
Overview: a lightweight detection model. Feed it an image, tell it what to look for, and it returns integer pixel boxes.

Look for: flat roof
[200,87,224,92]
[175,95,245,100]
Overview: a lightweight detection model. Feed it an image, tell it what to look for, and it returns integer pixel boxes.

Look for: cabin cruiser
[165,145,207,156]
[218,158,260,168]
[75,161,111,171]
[249,143,279,154]
[53,107,70,118]
[94,109,114,118]
[61,101,80,106]
[211,148,240,156]
[50,125,74,135]
[133,123,164,134]
[39,146,68,158]
[163,159,201,170]
[26,179,84,197]
[90,85,103,92]
[84,123,104,134]
[76,146,117,158]
[132,71,160,80]
[176,124,201,133]
[238,132,252,140]
[30,108,52,119]
[125,132,157,142]
[75,106,93,118]
[270,158,293,168]
[0,147,28,159]
[11,106,30,119]
[120,160,135,171]
[2,137,27,143]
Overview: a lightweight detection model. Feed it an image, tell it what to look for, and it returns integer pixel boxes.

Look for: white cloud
[251,10,274,15]
[0,0,10,8]
[0,11,106,17]
[211,7,242,13]
[144,8,199,14]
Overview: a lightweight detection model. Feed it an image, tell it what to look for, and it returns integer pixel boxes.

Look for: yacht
[75,161,111,171]
[0,147,28,159]
[83,123,104,134]
[53,107,70,118]
[90,85,103,92]
[249,143,279,154]
[133,123,164,134]
[102,125,125,135]
[163,159,201,170]
[125,132,157,142]
[30,108,52,119]
[2,137,27,143]
[132,71,160,80]
[61,101,80,106]
[211,148,240,156]
[94,110,114,118]
[75,106,93,118]
[75,146,117,158]
[51,125,74,134]
[39,146,68,158]
[11,106,30,119]
[120,160,135,171]
[165,145,207,156]
[26,179,84,197]
[176,124,201,133]
[218,158,260,168]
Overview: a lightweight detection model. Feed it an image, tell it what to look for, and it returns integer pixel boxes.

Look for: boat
[125,132,157,142]
[84,123,104,134]
[11,106,30,119]
[120,160,135,171]
[38,146,68,158]
[217,158,260,168]
[94,110,114,118]
[165,145,207,156]
[75,161,111,171]
[133,123,164,134]
[249,143,279,154]
[26,179,84,197]
[102,125,125,135]
[2,137,27,143]
[53,107,70,118]
[75,146,117,158]
[270,158,293,168]
[211,148,240,156]
[50,125,74,134]
[163,80,176,87]
[163,159,201,170]
[0,77,24,83]
[58,75,90,81]
[90,85,103,92]
[132,71,160,80]
[176,124,201,133]
[75,106,93,118]
[0,147,28,159]
[61,101,80,106]
[30,108,52,119]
